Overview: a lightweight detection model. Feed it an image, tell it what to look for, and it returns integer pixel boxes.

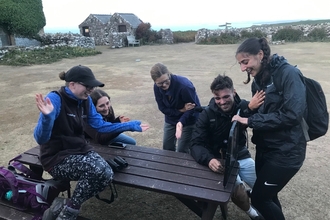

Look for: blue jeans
[110,133,136,145]
[236,157,257,188]
[163,122,194,153]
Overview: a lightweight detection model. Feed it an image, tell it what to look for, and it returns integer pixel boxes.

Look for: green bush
[272,28,304,42]
[240,30,266,39]
[307,28,328,41]
[0,46,101,66]
[173,31,196,43]
[199,32,240,45]
[135,23,162,45]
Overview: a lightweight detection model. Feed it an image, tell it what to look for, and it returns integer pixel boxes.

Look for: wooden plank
[0,203,34,220]
[112,174,232,203]
[14,154,41,166]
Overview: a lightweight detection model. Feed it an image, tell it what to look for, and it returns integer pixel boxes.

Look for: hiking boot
[43,197,68,220]
[56,205,79,220]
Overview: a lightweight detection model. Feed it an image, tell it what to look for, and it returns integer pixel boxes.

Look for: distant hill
[252,19,330,27]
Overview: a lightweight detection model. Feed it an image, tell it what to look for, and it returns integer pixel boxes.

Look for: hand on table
[208,158,225,174]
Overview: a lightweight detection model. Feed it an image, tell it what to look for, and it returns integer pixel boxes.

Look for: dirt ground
[1,42,330,220]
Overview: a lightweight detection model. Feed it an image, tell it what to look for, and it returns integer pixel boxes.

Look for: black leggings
[49,151,113,208]
[251,152,300,220]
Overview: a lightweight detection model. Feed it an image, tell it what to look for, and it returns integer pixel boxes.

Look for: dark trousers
[251,151,300,220]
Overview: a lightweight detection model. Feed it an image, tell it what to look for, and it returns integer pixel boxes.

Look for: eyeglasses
[78,82,95,91]
[155,79,171,87]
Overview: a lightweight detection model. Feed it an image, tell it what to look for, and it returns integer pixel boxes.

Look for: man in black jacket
[190,74,265,220]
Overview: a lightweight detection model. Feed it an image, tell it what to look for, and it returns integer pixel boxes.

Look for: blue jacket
[153,74,200,126]
[34,87,142,145]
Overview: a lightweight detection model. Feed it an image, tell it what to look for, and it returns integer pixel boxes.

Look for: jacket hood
[269,54,288,71]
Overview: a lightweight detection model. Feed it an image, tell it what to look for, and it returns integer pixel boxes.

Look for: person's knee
[91,162,113,184]
[231,183,250,211]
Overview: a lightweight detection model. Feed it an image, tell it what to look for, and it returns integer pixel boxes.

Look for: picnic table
[8,144,239,220]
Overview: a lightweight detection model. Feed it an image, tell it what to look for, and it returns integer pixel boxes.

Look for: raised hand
[35,93,54,115]
[248,90,265,110]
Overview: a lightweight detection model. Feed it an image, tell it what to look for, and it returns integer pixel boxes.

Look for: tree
[0,0,46,43]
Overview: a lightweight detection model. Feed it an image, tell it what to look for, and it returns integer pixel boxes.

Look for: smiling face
[154,73,171,90]
[95,96,111,116]
[213,88,235,113]
[69,82,95,100]
[236,51,264,78]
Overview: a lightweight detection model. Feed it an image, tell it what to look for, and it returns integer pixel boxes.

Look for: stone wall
[0,33,95,58]
[195,22,330,44]
[15,37,41,47]
[159,29,174,44]
[38,33,95,48]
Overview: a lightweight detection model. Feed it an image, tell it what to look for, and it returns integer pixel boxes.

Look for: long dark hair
[90,89,115,121]
[236,37,271,87]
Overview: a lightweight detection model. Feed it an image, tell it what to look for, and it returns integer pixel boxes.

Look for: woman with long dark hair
[232,37,307,220]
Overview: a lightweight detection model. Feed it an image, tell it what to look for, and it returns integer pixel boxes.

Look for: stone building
[105,13,142,47]
[78,13,142,47]
[79,14,112,45]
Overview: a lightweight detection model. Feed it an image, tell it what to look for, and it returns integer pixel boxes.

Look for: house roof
[92,14,112,24]
[118,13,142,28]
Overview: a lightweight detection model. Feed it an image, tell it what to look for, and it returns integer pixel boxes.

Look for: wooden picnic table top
[14,144,239,219]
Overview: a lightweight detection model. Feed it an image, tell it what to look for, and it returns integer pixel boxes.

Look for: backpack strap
[8,158,42,180]
[271,64,310,141]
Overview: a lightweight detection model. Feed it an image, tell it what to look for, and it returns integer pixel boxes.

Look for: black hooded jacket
[190,94,251,166]
[248,54,307,168]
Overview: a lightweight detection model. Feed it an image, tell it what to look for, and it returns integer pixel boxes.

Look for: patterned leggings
[49,151,113,208]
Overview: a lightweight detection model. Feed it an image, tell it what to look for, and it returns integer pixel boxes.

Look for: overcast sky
[42,0,329,32]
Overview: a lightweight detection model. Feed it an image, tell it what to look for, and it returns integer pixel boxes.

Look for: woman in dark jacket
[233,37,307,220]
[84,89,137,145]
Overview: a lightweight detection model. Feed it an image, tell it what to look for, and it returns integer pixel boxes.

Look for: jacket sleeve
[84,123,120,145]
[248,65,306,131]
[87,98,142,133]
[190,110,215,166]
[33,92,61,145]
[178,86,200,126]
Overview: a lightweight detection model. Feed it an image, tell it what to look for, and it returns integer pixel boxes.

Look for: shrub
[272,28,304,42]
[0,46,101,66]
[240,30,266,39]
[307,28,328,41]
[135,23,162,45]
[173,31,196,43]
[199,32,240,45]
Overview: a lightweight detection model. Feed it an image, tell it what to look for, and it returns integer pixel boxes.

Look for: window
[82,26,90,37]
[118,25,127,32]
